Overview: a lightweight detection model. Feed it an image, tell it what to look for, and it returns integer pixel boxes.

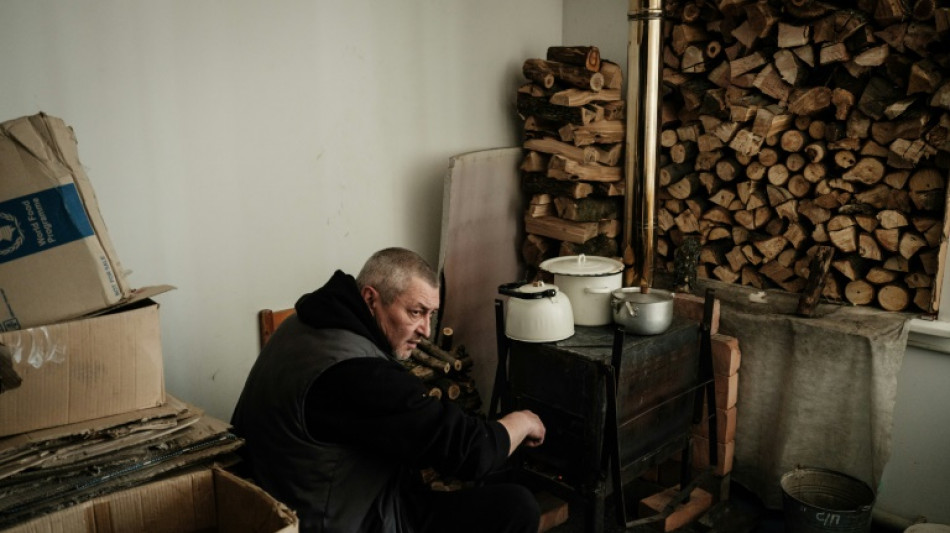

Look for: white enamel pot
[611,287,675,335]
[539,254,624,326]
[498,281,574,342]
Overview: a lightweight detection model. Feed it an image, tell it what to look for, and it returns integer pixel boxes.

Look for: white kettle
[498,281,574,343]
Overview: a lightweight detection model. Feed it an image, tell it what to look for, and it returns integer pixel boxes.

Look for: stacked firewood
[409,327,481,492]
[516,46,627,278]
[658,0,950,313]
[405,327,481,414]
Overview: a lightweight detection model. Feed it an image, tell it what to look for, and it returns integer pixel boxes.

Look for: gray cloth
[695,280,911,508]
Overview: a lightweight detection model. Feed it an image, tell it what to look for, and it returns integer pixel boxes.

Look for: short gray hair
[356,247,439,304]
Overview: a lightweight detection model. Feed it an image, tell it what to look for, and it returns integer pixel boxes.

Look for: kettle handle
[498,282,557,299]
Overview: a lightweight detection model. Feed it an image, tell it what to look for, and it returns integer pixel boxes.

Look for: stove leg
[586,480,607,533]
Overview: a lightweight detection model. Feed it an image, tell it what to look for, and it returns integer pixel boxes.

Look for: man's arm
[306,357,514,479]
[497,410,546,456]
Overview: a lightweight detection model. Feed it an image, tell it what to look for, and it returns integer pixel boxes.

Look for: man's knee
[494,484,541,533]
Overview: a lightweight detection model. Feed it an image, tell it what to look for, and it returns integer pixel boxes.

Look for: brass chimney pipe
[623,0,664,288]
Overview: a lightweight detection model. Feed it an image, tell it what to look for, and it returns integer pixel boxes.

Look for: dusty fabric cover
[703,280,910,508]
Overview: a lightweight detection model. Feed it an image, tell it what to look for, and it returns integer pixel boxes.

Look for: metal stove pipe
[623,0,664,287]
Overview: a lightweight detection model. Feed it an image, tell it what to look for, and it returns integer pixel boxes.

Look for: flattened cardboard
[5,467,298,533]
[0,299,165,437]
[0,113,131,331]
[0,394,188,456]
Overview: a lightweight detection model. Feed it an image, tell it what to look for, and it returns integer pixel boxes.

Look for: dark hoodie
[232,270,509,533]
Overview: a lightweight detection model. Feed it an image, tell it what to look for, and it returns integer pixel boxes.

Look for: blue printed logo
[0,184,95,265]
[0,212,25,257]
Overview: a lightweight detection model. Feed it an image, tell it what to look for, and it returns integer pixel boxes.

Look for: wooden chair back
[258,308,296,349]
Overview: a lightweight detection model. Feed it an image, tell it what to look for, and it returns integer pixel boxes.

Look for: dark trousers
[410,482,541,533]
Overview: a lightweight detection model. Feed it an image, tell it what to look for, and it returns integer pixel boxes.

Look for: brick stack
[636,293,741,530]
[691,332,741,479]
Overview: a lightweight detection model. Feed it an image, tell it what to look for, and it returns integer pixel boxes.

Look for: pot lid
[540,254,624,276]
[518,280,560,294]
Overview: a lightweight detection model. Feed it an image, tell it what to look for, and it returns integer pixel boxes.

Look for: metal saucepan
[610,287,674,335]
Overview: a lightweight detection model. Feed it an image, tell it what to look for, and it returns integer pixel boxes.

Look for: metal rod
[624,0,664,287]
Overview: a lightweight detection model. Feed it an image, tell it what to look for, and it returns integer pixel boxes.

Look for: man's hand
[498,410,546,456]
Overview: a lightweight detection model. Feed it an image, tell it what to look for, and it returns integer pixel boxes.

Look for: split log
[874,228,901,252]
[845,280,875,305]
[411,349,451,374]
[788,87,833,115]
[433,377,461,400]
[524,215,599,244]
[548,155,622,182]
[517,92,596,125]
[777,22,810,48]
[522,172,593,199]
[599,60,623,90]
[523,59,555,89]
[842,157,886,185]
[554,196,620,222]
[439,327,454,351]
[905,272,933,289]
[867,267,899,284]
[565,120,625,145]
[550,88,621,106]
[899,232,928,259]
[524,59,605,91]
[418,338,464,372]
[908,168,946,211]
[877,284,910,311]
[829,226,858,253]
[524,138,597,164]
[547,46,601,72]
[859,233,883,260]
[668,174,702,200]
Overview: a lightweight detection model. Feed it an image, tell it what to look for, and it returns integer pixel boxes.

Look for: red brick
[691,435,735,476]
[691,404,737,444]
[710,334,741,376]
[673,293,720,334]
[638,486,714,532]
[715,372,738,410]
[536,492,569,532]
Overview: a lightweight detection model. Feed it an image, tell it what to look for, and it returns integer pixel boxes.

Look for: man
[231,247,546,533]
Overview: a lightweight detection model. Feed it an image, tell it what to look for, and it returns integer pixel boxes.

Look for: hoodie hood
[294,270,392,355]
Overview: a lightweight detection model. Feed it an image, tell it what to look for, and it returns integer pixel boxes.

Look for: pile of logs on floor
[406,327,481,414]
[659,0,950,312]
[517,46,627,279]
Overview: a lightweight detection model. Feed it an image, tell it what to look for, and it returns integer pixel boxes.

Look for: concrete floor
[545,480,901,533]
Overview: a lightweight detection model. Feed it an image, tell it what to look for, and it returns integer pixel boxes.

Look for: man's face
[362,276,439,360]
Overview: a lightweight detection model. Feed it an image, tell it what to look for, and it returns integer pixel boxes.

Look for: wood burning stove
[492,293,717,532]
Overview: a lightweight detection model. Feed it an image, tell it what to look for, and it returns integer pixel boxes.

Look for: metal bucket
[781,467,875,533]
[905,525,950,533]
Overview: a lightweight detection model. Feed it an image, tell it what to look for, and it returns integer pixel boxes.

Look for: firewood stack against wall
[658,0,950,313]
[516,46,627,280]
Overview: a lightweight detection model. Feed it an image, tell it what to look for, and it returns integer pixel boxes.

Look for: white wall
[0,0,562,421]
[877,341,950,525]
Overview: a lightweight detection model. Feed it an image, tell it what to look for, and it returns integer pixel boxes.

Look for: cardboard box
[0,112,131,331]
[5,467,298,533]
[0,295,166,437]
